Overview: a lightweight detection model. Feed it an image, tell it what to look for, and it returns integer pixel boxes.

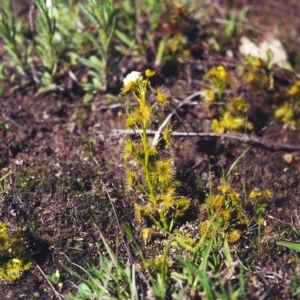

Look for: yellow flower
[206,65,227,80]
[222,112,244,129]
[227,229,242,243]
[218,184,231,194]
[245,56,261,68]
[125,169,136,190]
[125,113,137,128]
[210,195,224,208]
[245,71,255,82]
[262,189,273,199]
[204,89,215,108]
[148,145,157,157]
[145,69,156,77]
[228,97,248,113]
[199,220,214,237]
[228,191,239,205]
[156,90,168,106]
[174,197,191,217]
[134,203,143,222]
[221,209,231,222]
[142,228,153,245]
[123,139,135,159]
[135,104,151,123]
[274,102,294,125]
[156,86,170,107]
[199,204,207,212]
[215,66,227,80]
[155,159,174,185]
[287,80,300,96]
[157,193,174,211]
[249,188,261,199]
[257,216,265,226]
[211,119,225,133]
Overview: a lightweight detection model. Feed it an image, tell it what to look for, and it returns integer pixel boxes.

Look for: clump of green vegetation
[0,222,32,282]
[204,65,253,133]
[121,69,190,240]
[199,183,272,244]
[0,0,116,94]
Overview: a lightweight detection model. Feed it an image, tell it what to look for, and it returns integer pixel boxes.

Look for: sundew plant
[121,69,190,242]
[204,65,253,133]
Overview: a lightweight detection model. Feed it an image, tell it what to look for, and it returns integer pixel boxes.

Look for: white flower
[123,71,142,86]
[46,0,53,9]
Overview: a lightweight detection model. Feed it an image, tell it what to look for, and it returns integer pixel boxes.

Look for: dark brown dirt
[1,0,300,299]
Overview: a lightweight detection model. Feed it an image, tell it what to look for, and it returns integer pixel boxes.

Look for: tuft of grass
[66,224,139,300]
[0,170,11,192]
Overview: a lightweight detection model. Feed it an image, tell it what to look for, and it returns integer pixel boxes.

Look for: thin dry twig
[101,181,134,264]
[152,91,204,146]
[35,262,64,300]
[108,129,300,151]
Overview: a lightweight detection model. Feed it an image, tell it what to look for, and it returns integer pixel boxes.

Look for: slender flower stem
[141,117,154,197]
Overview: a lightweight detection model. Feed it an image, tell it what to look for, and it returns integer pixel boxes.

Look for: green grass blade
[276,240,300,252]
